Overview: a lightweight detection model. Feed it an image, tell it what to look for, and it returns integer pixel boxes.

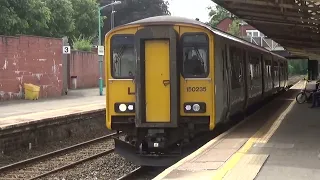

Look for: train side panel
[224,38,246,117]
[272,57,280,91]
[263,52,273,97]
[213,35,228,124]
[246,49,263,107]
[279,59,286,88]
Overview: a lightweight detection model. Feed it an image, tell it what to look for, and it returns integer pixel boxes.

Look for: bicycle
[296,88,314,104]
[296,80,319,104]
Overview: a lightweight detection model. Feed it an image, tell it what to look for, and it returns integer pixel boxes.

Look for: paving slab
[0,88,105,118]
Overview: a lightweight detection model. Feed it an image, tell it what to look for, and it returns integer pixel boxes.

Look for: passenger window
[182,34,209,78]
[249,55,260,79]
[249,64,254,79]
[265,60,271,77]
[111,35,135,78]
[274,62,278,77]
[230,46,242,89]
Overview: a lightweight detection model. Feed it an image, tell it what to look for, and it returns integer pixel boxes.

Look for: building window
[246,30,264,37]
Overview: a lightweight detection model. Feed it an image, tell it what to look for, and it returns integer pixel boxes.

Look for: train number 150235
[186,87,207,92]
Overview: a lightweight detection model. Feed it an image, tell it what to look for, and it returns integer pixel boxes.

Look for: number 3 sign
[63,46,71,54]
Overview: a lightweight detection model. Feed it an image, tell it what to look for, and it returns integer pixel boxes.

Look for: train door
[145,40,170,122]
[134,26,179,128]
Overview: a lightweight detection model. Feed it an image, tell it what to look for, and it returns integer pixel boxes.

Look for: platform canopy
[213,0,320,59]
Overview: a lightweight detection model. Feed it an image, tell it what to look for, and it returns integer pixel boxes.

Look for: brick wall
[0,35,63,101]
[70,50,105,89]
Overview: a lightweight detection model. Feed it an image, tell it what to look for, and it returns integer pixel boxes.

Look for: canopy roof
[213,0,320,59]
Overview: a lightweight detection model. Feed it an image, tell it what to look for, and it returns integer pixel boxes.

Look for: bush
[72,35,93,52]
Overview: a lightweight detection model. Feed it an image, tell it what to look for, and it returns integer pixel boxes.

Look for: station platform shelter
[154,79,320,180]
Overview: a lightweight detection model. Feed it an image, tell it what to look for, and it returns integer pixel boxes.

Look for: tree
[228,19,241,37]
[0,0,169,43]
[101,0,170,37]
[0,0,51,36]
[0,0,100,40]
[43,0,75,37]
[208,5,231,28]
[70,0,99,39]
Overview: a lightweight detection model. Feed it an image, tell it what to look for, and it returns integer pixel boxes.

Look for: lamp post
[98,0,121,96]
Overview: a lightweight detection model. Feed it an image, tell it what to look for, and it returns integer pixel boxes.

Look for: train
[104,16,289,166]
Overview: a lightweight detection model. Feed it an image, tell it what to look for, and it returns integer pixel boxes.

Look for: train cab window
[111,35,135,78]
[182,33,209,78]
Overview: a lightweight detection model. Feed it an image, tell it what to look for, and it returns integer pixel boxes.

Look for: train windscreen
[111,35,135,78]
[181,33,209,78]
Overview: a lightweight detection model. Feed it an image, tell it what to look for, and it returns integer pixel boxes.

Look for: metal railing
[241,36,284,51]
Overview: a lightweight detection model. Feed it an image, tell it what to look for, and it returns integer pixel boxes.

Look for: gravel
[43,152,139,180]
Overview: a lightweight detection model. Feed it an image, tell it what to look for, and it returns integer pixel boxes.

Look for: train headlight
[128,105,134,111]
[183,102,206,113]
[192,104,201,112]
[185,105,192,111]
[114,103,135,113]
[119,104,127,112]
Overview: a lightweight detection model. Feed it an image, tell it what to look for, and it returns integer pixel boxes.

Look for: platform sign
[98,46,104,56]
[63,46,71,54]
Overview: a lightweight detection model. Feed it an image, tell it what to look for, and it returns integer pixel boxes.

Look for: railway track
[0,132,122,180]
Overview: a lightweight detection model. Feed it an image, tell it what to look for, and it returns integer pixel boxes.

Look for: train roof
[123,16,286,60]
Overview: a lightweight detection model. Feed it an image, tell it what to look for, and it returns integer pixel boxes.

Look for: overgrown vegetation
[228,19,241,36]
[72,36,93,52]
[207,5,232,27]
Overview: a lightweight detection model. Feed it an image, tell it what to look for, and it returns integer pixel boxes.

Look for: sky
[168,0,216,23]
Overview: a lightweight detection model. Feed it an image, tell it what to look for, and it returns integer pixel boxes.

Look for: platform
[154,80,319,180]
[0,88,105,130]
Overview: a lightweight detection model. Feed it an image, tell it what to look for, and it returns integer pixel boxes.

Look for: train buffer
[154,80,320,180]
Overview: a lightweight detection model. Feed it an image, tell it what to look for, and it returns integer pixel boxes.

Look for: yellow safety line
[212,98,296,180]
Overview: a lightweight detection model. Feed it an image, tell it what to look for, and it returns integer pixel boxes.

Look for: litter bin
[71,76,78,89]
[24,83,40,100]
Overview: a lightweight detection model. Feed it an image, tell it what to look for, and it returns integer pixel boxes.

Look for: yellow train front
[105,16,215,166]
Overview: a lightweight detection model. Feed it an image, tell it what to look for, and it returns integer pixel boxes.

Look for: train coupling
[113,137,181,166]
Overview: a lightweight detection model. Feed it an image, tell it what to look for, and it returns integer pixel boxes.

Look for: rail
[0,132,122,180]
